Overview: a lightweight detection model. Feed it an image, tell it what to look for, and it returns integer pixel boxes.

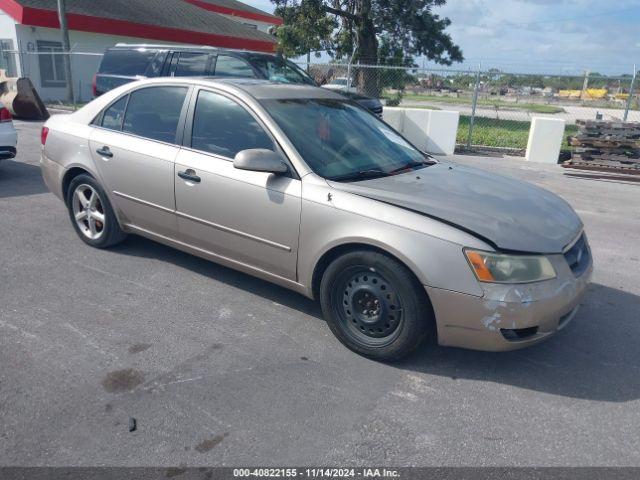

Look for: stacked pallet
[564,120,640,174]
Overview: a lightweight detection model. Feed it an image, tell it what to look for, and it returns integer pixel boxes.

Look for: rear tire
[66,174,126,248]
[319,250,434,360]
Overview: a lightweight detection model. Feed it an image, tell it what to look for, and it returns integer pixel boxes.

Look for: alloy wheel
[72,184,106,241]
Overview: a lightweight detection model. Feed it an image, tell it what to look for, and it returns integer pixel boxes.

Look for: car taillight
[92,74,98,97]
[0,107,11,122]
[41,126,49,146]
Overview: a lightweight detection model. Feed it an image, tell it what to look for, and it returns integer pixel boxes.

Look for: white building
[0,0,281,102]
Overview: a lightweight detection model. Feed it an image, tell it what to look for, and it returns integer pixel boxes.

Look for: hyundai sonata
[40,78,592,359]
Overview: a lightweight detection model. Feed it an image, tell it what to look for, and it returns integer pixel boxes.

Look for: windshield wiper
[388,160,436,175]
[328,169,389,182]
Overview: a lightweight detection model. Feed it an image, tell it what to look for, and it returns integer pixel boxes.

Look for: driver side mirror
[233,149,288,174]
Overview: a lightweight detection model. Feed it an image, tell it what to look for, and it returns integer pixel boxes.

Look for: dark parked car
[93,44,383,116]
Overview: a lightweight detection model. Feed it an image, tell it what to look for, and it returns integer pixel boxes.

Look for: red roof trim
[183,0,283,26]
[0,0,24,22]
[0,0,276,53]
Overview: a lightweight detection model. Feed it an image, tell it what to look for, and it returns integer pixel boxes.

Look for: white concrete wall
[0,12,20,77]
[525,117,566,164]
[383,107,459,155]
[3,13,277,103]
[13,26,185,102]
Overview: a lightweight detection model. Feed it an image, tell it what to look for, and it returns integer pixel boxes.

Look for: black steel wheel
[320,250,434,360]
[335,267,404,347]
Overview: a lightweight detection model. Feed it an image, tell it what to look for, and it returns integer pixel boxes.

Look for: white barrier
[425,111,460,155]
[381,107,405,133]
[402,108,431,152]
[526,117,566,164]
[383,107,459,155]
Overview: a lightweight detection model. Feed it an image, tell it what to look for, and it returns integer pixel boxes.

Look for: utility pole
[580,70,590,101]
[57,0,74,104]
[466,66,481,149]
[624,64,637,122]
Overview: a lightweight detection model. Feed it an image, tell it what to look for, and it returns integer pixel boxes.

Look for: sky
[243,0,640,76]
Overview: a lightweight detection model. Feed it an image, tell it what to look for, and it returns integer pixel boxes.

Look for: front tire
[66,174,126,248]
[319,250,434,360]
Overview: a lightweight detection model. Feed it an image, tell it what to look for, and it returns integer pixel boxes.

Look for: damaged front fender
[426,254,593,351]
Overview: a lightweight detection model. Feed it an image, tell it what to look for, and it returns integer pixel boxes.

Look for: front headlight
[464,249,556,284]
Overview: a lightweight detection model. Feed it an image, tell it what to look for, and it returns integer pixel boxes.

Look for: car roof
[216,79,344,100]
[110,44,279,59]
[127,76,346,100]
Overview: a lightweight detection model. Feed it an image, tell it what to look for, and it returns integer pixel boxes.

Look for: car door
[174,88,301,280]
[90,85,190,237]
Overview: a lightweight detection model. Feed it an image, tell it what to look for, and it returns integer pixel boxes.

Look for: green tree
[272,1,336,60]
[272,0,462,96]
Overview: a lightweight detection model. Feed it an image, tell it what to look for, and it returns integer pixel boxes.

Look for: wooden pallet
[570,138,640,148]
[562,161,640,176]
[570,120,640,170]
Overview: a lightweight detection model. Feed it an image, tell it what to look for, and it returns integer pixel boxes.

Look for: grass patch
[400,93,565,114]
[456,116,578,150]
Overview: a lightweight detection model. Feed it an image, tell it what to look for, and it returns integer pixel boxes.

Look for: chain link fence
[0,49,103,106]
[304,62,640,154]
[2,46,639,153]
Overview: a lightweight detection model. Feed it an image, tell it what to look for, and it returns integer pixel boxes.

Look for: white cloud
[434,0,639,74]
[242,0,639,74]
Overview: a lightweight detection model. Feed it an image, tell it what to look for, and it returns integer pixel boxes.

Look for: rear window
[101,96,128,131]
[99,49,158,76]
[122,86,188,144]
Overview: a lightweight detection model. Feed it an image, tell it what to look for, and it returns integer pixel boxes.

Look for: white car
[322,77,357,93]
[0,103,17,160]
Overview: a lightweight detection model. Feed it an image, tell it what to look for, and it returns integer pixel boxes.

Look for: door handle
[178,169,201,183]
[96,146,113,158]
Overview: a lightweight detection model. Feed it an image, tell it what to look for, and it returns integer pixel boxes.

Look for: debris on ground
[563,120,640,175]
[0,71,50,120]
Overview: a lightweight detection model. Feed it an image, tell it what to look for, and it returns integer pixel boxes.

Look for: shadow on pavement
[0,160,48,199]
[398,282,640,403]
[111,235,323,320]
[112,235,639,403]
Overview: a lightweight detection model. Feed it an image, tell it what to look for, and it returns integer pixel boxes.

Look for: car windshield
[330,79,349,86]
[262,98,432,181]
[250,57,315,86]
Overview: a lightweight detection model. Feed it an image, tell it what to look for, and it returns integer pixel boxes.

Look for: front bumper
[426,250,593,352]
[0,146,16,159]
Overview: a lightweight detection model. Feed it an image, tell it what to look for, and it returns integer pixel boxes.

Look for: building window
[37,41,67,87]
[243,23,258,29]
[0,40,18,77]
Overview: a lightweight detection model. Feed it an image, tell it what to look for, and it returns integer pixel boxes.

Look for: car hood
[328,161,582,253]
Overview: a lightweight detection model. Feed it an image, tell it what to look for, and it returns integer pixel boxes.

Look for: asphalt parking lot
[1,118,640,467]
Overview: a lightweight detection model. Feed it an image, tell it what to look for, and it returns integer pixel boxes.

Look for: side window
[214,56,256,78]
[122,86,188,143]
[191,90,274,158]
[174,53,210,76]
[99,49,157,76]
[101,96,128,131]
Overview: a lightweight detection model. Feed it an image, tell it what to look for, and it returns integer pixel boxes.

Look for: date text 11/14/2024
[233,468,401,478]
